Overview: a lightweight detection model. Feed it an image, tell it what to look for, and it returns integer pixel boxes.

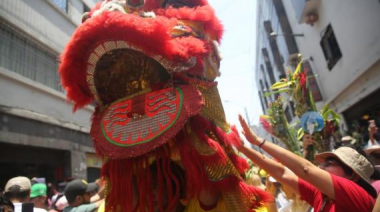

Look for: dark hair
[0,195,15,211]
[4,189,30,201]
[47,183,57,199]
[66,192,84,205]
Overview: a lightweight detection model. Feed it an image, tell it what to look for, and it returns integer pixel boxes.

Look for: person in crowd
[46,183,59,210]
[236,115,376,212]
[365,145,380,165]
[340,136,357,147]
[49,182,68,212]
[0,194,14,212]
[362,145,380,195]
[366,120,379,148]
[336,143,380,196]
[369,169,380,195]
[265,176,311,212]
[49,195,67,212]
[3,176,47,212]
[87,181,104,205]
[31,178,46,186]
[30,183,47,212]
[63,180,103,212]
[85,184,98,199]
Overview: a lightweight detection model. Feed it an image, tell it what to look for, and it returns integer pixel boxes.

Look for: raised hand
[238,114,262,146]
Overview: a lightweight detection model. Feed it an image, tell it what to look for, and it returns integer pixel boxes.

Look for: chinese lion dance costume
[59,0,272,211]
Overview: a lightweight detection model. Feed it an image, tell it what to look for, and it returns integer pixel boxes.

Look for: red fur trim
[60,11,208,110]
[155,5,223,42]
[102,117,273,212]
[102,149,182,212]
[163,156,181,211]
[229,154,250,174]
[177,116,273,210]
[210,124,241,147]
[102,158,134,212]
[189,116,229,164]
[175,129,210,197]
[208,123,249,174]
[189,116,243,192]
[239,182,275,211]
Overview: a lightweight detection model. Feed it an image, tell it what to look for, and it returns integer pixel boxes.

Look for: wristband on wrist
[258,139,266,154]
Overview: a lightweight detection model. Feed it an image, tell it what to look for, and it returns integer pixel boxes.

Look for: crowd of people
[1,116,379,212]
[238,115,380,212]
[0,177,104,212]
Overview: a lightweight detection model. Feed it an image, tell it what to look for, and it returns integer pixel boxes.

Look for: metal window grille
[320,24,342,70]
[0,23,63,92]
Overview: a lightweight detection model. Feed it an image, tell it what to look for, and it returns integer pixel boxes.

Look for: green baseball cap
[30,183,47,198]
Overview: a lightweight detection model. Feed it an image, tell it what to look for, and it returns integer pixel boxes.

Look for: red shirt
[298,173,374,212]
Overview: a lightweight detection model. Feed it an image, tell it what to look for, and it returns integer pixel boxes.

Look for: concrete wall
[0,0,100,180]
[0,67,93,129]
[256,0,292,106]
[283,0,380,110]
[331,59,380,113]
[0,66,94,179]
[0,0,95,129]
[0,0,76,53]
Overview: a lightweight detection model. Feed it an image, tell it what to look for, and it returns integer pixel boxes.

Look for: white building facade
[282,0,380,139]
[256,0,380,145]
[0,0,101,187]
[254,0,307,144]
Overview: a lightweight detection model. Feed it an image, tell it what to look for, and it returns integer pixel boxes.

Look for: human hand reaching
[238,114,263,146]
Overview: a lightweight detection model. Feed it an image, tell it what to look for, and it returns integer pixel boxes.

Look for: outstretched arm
[237,139,300,196]
[238,115,336,199]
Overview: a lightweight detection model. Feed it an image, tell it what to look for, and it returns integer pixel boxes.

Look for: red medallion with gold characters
[59,0,272,211]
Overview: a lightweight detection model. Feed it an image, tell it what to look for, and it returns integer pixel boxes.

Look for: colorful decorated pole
[265,56,341,162]
[260,97,301,156]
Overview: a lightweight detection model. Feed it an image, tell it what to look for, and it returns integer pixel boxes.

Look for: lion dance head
[59,0,272,211]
